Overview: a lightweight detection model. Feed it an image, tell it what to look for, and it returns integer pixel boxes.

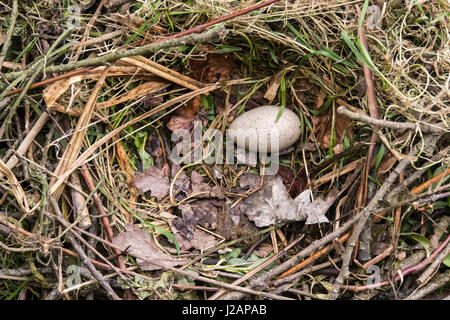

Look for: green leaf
[269,46,279,64]
[401,232,431,256]
[443,254,450,268]
[214,44,242,54]
[341,31,373,68]
[375,143,386,172]
[122,20,150,46]
[150,224,181,256]
[357,0,370,34]
[223,248,241,260]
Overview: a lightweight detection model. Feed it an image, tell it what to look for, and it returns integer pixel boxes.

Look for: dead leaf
[112,224,186,271]
[166,114,197,132]
[171,164,190,197]
[188,54,237,84]
[166,96,201,132]
[264,71,284,103]
[172,200,218,240]
[253,242,273,258]
[189,171,225,199]
[238,172,260,189]
[131,164,170,200]
[277,165,303,198]
[161,212,218,251]
[237,175,329,227]
[114,138,134,185]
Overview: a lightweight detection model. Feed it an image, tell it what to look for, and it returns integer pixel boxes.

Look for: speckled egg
[228,105,301,153]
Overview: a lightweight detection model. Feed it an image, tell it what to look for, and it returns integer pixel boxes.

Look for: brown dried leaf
[112,224,186,271]
[172,200,219,240]
[188,54,237,83]
[114,137,134,185]
[277,166,303,198]
[190,171,225,199]
[238,172,260,189]
[162,212,218,251]
[131,164,170,200]
[264,71,283,103]
[166,96,201,132]
[238,175,329,227]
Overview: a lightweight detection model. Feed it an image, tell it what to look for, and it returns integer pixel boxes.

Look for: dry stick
[405,270,450,300]
[209,234,305,300]
[354,3,379,266]
[276,233,350,280]
[3,111,49,172]
[414,191,450,205]
[0,0,18,76]
[416,238,450,285]
[218,213,366,300]
[5,25,227,82]
[144,257,293,300]
[273,258,342,287]
[0,28,75,140]
[328,134,442,299]
[78,164,130,287]
[341,233,450,292]
[5,0,278,81]
[60,243,291,300]
[361,245,394,270]
[4,67,94,97]
[337,106,447,133]
[49,196,120,300]
[410,168,450,194]
[389,146,450,195]
[71,0,108,61]
[148,0,278,46]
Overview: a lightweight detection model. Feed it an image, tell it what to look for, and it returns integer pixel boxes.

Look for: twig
[337,106,447,133]
[328,133,441,299]
[276,234,349,280]
[78,164,131,297]
[209,234,304,300]
[0,28,74,140]
[272,258,342,287]
[410,168,450,194]
[49,196,121,300]
[416,238,450,285]
[405,270,450,300]
[0,0,18,76]
[5,26,228,81]
[340,234,450,293]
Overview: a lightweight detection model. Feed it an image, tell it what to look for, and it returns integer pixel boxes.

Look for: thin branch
[5,25,228,81]
[0,0,18,76]
[337,106,447,133]
[49,196,121,300]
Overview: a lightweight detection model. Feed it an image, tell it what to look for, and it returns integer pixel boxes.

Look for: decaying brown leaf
[131,164,170,200]
[236,174,330,227]
[172,200,219,240]
[264,71,284,103]
[161,212,218,251]
[190,171,225,199]
[114,138,134,186]
[112,224,186,271]
[166,96,201,132]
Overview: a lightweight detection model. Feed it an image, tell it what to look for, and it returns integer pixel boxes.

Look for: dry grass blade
[50,67,111,200]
